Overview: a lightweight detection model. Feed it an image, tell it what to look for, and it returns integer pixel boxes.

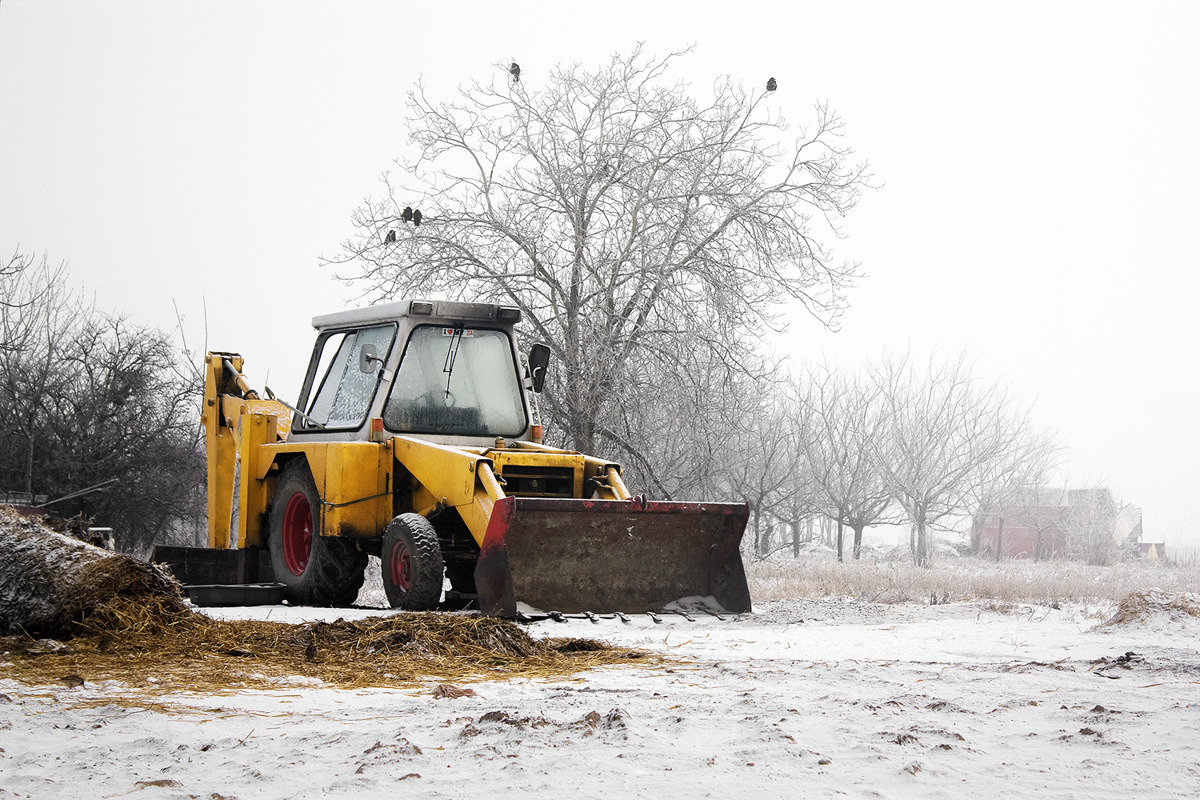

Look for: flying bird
[384,229,396,244]
[412,209,423,226]
[402,206,414,223]
[509,62,521,82]
[766,77,777,92]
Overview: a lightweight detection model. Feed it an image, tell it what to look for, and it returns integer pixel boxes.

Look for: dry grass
[1,598,651,694]
[746,556,1200,605]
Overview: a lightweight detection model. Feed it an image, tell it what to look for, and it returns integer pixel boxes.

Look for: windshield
[383,325,527,437]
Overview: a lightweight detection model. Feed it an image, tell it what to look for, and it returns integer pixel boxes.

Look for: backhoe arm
[201,352,291,549]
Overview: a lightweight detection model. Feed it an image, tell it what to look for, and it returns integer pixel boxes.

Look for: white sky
[2,1,1198,547]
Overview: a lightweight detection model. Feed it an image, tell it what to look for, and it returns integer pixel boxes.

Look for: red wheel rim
[390,541,412,595]
[281,492,313,576]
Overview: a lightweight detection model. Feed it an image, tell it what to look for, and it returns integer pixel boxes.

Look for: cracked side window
[305,325,396,429]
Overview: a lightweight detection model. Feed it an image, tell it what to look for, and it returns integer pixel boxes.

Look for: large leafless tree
[1062,485,1121,565]
[794,363,895,561]
[332,48,869,472]
[1,254,77,494]
[872,352,1039,566]
[605,340,778,500]
[721,378,804,556]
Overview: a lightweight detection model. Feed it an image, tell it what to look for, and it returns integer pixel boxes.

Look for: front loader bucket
[474,497,751,617]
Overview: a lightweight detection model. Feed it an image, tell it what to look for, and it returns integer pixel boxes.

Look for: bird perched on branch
[766,77,777,92]
[384,229,396,244]
[509,62,521,83]
[402,206,413,224]
[412,209,423,226]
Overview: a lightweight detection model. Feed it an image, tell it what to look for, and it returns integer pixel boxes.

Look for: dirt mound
[1101,588,1200,628]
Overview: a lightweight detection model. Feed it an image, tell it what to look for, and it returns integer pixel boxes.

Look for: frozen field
[3,594,1199,799]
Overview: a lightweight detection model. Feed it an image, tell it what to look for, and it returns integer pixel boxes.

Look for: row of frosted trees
[622,351,1063,567]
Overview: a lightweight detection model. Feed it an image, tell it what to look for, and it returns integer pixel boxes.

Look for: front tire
[268,460,367,606]
[382,513,444,610]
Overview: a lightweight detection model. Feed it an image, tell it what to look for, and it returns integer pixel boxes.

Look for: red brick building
[974,487,1145,561]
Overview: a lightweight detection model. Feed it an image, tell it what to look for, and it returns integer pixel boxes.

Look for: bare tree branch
[326,48,870,465]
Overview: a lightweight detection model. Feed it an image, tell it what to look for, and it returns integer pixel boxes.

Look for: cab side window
[304,324,395,428]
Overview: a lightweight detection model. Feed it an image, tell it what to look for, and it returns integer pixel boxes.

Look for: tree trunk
[915,517,929,566]
[792,518,800,559]
[835,516,845,563]
[752,505,763,557]
[994,516,1006,562]
[23,426,36,495]
[852,523,864,560]
[0,506,185,638]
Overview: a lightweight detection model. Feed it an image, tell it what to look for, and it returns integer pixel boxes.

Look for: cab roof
[312,299,519,330]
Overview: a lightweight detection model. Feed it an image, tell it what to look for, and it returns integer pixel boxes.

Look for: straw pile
[0,505,188,638]
[1101,588,1200,627]
[1,506,648,692]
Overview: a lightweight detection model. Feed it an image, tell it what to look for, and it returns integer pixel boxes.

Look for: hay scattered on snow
[0,506,649,691]
[2,606,646,693]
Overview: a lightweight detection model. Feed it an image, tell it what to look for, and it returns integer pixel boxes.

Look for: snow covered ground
[3,596,1199,799]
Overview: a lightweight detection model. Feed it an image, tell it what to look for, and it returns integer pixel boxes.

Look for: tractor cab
[289,299,544,447]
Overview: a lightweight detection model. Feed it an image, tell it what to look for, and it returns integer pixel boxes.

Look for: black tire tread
[268,460,367,607]
[382,513,443,610]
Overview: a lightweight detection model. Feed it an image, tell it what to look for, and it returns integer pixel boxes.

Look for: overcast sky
[2,1,1198,548]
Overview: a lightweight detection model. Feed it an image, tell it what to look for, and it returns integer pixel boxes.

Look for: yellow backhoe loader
[155,299,750,617]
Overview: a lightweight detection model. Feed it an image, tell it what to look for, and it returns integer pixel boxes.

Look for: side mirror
[528,343,550,393]
[359,343,382,373]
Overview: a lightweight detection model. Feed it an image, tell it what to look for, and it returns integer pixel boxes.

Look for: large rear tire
[382,513,444,610]
[268,460,367,606]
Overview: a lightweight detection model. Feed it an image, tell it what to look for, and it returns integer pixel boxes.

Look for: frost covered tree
[332,47,869,479]
[872,352,1034,566]
[721,378,803,556]
[964,420,1061,560]
[794,363,894,561]
[1062,485,1120,565]
[606,342,777,500]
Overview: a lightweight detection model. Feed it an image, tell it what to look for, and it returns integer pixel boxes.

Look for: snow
[3,598,1199,799]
